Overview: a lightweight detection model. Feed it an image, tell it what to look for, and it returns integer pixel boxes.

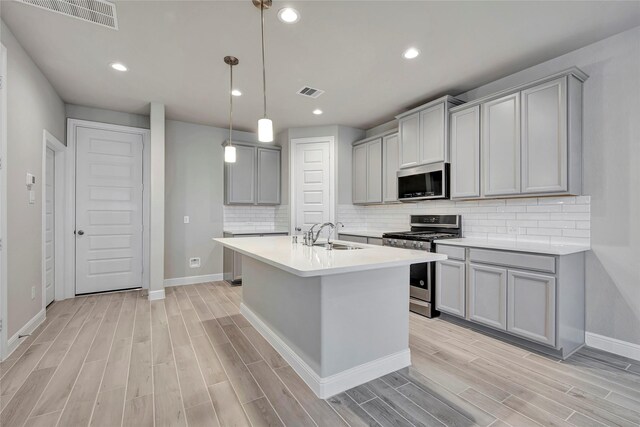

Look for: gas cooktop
[382,231,457,242]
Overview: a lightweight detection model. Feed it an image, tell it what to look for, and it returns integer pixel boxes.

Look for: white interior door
[45,147,55,305]
[75,126,143,294]
[294,140,332,231]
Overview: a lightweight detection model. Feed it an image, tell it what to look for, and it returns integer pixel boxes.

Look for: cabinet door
[450,106,480,199]
[367,139,383,203]
[482,93,521,196]
[225,145,256,204]
[468,263,507,330]
[256,148,281,204]
[352,144,368,204]
[398,114,420,169]
[521,77,568,194]
[382,133,399,203]
[420,102,446,164]
[507,270,556,346]
[435,259,466,317]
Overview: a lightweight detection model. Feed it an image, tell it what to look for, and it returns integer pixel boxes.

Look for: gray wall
[2,21,66,336]
[164,119,256,280]
[65,103,150,129]
[460,27,640,345]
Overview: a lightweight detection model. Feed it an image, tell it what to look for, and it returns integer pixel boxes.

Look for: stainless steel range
[383,215,462,318]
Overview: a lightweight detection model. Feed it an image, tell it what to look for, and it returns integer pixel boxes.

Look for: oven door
[397,163,448,201]
[409,261,432,302]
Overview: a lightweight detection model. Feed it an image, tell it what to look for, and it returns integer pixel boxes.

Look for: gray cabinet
[435,259,466,318]
[450,106,480,199]
[397,95,463,169]
[382,133,399,203]
[482,93,521,196]
[225,143,281,205]
[468,263,507,331]
[352,136,384,204]
[338,234,381,245]
[507,270,556,346]
[521,77,568,194]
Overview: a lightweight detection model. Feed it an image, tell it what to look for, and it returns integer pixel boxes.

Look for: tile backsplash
[223,205,290,233]
[338,196,590,246]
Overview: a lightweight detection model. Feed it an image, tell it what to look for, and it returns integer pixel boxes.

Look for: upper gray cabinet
[450,105,480,199]
[225,143,281,205]
[450,68,587,200]
[382,132,399,203]
[352,136,383,204]
[397,95,464,169]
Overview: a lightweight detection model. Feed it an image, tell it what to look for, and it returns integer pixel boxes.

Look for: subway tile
[526,204,562,213]
[537,220,576,229]
[562,228,590,238]
[537,196,576,205]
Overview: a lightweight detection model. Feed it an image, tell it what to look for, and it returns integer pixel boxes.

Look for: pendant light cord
[229,62,233,144]
[261,2,267,118]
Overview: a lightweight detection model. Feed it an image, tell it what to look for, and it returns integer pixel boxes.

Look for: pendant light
[224,56,239,163]
[254,0,274,142]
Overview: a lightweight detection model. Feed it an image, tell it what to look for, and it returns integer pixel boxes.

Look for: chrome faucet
[327,222,344,246]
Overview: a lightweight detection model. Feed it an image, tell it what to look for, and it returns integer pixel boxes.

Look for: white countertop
[213,236,446,277]
[434,238,590,256]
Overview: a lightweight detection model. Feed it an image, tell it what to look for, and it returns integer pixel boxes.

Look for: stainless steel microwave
[397,163,449,202]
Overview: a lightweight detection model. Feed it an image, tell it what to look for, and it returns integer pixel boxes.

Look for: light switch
[184,216,190,224]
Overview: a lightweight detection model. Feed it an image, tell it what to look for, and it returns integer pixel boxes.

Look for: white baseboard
[586,332,640,362]
[163,273,223,287]
[5,308,46,359]
[148,289,165,301]
[240,303,411,399]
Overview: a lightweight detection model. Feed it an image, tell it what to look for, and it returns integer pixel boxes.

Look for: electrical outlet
[507,226,518,234]
[189,257,201,268]
[31,286,36,300]
[184,216,190,224]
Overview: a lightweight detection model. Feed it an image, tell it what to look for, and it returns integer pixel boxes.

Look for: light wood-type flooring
[1,281,640,427]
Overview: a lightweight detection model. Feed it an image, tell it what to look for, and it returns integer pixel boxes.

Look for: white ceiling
[2,1,639,133]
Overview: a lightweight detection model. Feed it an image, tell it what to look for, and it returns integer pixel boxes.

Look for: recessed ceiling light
[278,7,300,23]
[231,89,242,96]
[313,109,323,115]
[110,62,128,71]
[402,48,420,59]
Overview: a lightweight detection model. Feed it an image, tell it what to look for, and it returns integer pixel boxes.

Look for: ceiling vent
[297,86,325,99]
[16,0,118,30]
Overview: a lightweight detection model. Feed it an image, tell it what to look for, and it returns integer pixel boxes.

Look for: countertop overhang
[434,238,590,256]
[214,236,446,277]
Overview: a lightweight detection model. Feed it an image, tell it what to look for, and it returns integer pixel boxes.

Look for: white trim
[5,308,46,359]
[586,332,640,362]
[289,136,336,232]
[241,303,411,399]
[42,130,66,309]
[148,289,165,301]
[65,119,150,298]
[0,43,8,359]
[163,273,223,287]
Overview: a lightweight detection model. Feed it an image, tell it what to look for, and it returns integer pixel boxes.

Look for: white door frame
[0,43,8,359]
[289,136,336,232]
[42,130,66,306]
[65,119,150,298]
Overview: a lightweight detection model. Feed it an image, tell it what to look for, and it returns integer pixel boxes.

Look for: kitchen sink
[313,242,363,250]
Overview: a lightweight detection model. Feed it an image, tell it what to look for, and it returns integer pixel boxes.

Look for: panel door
[398,114,420,169]
[420,102,446,165]
[45,148,55,305]
[75,126,144,294]
[352,143,368,204]
[521,77,568,194]
[450,106,480,199]
[382,133,399,203]
[482,93,521,196]
[256,148,281,205]
[295,141,331,231]
[366,139,383,203]
[435,259,466,317]
[507,269,556,346]
[226,145,256,204]
[468,263,507,330]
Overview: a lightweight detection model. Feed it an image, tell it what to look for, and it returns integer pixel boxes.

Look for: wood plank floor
[1,282,639,427]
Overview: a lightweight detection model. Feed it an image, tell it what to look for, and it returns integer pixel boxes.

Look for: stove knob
[416,242,423,249]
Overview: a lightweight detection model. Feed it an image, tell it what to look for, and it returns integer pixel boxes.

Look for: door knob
[77,230,85,236]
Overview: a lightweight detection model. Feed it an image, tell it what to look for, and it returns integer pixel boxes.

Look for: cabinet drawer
[436,244,466,261]
[338,234,368,244]
[469,248,555,274]
[367,237,383,246]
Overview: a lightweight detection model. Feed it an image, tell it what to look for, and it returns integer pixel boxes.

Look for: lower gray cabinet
[468,263,507,331]
[436,259,466,318]
[507,270,556,346]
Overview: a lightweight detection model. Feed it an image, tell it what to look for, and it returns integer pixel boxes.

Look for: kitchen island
[213,235,446,398]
